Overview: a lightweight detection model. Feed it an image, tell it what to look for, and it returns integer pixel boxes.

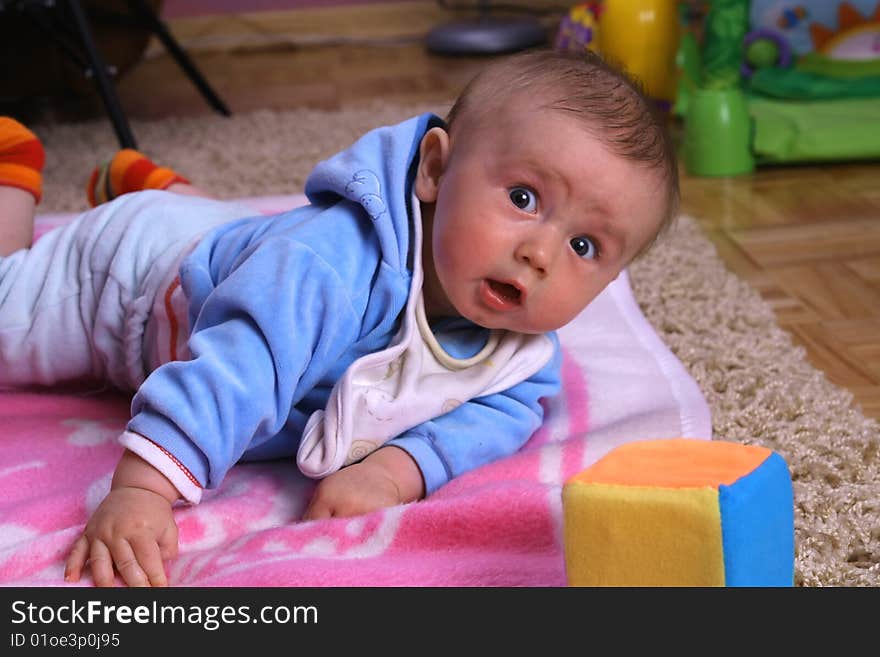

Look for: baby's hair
[445,48,679,257]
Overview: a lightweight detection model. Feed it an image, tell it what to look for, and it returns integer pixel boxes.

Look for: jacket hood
[304,113,445,273]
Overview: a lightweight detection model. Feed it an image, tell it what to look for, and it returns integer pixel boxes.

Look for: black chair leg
[18,0,230,148]
[67,0,138,149]
[125,0,231,116]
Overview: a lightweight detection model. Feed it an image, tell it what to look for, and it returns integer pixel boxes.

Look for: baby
[0,49,678,587]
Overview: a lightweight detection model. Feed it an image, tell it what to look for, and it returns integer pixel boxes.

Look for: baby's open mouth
[487,279,522,304]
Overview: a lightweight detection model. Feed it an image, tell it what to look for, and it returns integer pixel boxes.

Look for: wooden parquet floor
[22,7,880,420]
[684,165,880,419]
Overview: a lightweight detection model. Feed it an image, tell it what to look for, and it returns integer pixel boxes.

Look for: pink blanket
[0,195,711,586]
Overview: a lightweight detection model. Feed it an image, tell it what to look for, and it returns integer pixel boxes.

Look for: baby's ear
[414,126,450,203]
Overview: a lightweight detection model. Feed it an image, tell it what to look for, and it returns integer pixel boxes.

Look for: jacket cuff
[386,434,450,495]
[118,430,203,504]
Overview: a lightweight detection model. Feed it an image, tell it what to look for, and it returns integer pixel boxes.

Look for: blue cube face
[719,452,795,586]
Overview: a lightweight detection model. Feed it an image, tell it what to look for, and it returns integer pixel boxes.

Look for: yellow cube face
[562,482,725,587]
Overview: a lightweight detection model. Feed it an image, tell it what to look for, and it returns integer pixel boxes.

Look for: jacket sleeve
[386,332,562,494]
[126,237,361,494]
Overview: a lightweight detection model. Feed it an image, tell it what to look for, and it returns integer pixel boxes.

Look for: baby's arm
[303,336,562,519]
[387,334,562,495]
[65,450,180,587]
[303,446,424,520]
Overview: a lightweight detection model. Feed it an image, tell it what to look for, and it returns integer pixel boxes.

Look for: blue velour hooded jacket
[127,113,561,496]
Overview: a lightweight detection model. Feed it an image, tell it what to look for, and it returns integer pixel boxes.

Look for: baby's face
[420,103,666,334]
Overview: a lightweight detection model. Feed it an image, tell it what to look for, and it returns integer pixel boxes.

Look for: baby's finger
[302,502,332,521]
[88,539,117,587]
[64,535,90,582]
[129,535,169,587]
[158,522,179,561]
[108,539,149,588]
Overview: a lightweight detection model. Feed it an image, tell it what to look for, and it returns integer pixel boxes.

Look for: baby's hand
[65,449,182,587]
[303,460,402,520]
[302,446,425,520]
[65,486,178,587]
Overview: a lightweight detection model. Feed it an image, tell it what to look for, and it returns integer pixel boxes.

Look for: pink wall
[162,0,416,19]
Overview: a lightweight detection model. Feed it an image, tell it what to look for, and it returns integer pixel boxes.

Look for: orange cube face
[562,439,794,587]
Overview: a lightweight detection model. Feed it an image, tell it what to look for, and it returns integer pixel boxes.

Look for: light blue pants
[0,191,255,390]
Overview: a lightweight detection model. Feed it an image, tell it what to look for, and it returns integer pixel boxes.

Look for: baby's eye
[509,187,538,213]
[570,236,599,259]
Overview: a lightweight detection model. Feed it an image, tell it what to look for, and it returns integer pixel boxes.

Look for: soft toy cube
[563,438,794,586]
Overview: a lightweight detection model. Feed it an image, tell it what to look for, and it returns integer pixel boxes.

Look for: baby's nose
[515,232,560,275]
